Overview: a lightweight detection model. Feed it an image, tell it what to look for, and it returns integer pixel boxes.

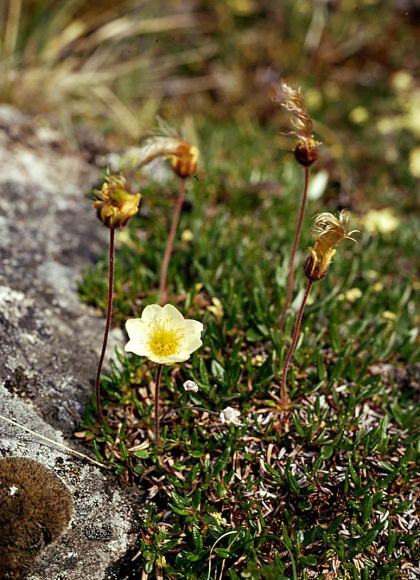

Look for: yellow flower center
[147,321,183,358]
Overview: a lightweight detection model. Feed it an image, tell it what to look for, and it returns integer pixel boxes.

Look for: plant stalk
[154,364,163,447]
[95,227,115,423]
[159,177,186,305]
[279,166,310,331]
[280,279,314,409]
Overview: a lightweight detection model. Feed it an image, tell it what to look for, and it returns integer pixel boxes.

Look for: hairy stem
[280,279,314,408]
[159,177,187,305]
[279,166,310,331]
[154,364,163,447]
[95,227,115,423]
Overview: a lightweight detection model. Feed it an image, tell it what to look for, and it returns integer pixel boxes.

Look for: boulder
[0,106,138,579]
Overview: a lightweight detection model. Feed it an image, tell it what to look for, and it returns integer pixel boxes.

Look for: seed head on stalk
[135,125,200,304]
[272,79,319,166]
[136,134,199,178]
[273,79,321,331]
[93,173,141,423]
[279,211,358,410]
[304,211,359,281]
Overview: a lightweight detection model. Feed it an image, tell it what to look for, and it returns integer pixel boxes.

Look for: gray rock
[0,107,141,579]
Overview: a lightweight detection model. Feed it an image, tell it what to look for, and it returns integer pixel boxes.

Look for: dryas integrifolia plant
[135,130,199,305]
[272,80,320,331]
[93,174,141,422]
[280,211,359,409]
[125,304,203,447]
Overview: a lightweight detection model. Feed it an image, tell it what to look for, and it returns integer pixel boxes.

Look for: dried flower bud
[219,407,241,426]
[183,380,199,392]
[93,174,141,229]
[272,79,320,166]
[136,135,199,178]
[304,211,358,281]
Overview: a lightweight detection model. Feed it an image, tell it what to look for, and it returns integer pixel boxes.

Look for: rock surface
[0,106,139,579]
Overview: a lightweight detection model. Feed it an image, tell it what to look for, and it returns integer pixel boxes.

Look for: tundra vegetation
[1,1,418,578]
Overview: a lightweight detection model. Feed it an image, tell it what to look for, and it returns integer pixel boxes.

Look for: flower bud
[167,143,199,178]
[93,174,141,229]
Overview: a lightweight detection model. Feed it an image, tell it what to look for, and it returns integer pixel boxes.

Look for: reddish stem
[154,364,163,448]
[95,227,115,423]
[159,177,186,305]
[280,280,313,409]
[279,166,310,331]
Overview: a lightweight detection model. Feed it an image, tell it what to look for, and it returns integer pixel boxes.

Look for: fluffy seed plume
[272,79,319,166]
[304,211,359,281]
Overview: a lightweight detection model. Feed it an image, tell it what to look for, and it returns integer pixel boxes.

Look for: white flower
[183,380,199,392]
[362,208,400,234]
[219,407,241,426]
[125,304,203,365]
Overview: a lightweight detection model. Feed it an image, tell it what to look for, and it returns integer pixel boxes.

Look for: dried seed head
[93,174,141,229]
[272,79,319,166]
[304,211,359,281]
[137,135,199,178]
[294,137,319,166]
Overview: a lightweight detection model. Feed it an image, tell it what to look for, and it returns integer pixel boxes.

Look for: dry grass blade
[0,0,205,136]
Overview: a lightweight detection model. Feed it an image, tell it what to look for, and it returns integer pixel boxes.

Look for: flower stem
[154,364,163,447]
[159,177,187,305]
[279,166,310,331]
[280,279,313,409]
[95,227,115,423]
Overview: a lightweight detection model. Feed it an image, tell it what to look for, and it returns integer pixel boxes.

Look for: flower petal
[125,339,151,357]
[161,353,191,364]
[125,318,148,339]
[182,319,204,336]
[161,304,185,322]
[141,304,162,322]
[180,336,202,355]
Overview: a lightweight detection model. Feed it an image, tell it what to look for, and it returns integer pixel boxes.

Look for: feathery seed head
[304,211,359,281]
[272,79,319,166]
[137,135,199,178]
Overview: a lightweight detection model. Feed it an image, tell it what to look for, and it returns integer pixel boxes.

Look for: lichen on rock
[0,457,73,579]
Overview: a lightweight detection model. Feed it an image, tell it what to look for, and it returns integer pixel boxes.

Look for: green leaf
[293,413,306,438]
[190,449,205,458]
[321,445,334,459]
[215,548,231,558]
[133,449,149,459]
[300,555,317,566]
[212,447,231,476]
[387,529,397,557]
[168,503,190,516]
[362,494,374,524]
[211,359,226,382]
[191,525,203,550]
